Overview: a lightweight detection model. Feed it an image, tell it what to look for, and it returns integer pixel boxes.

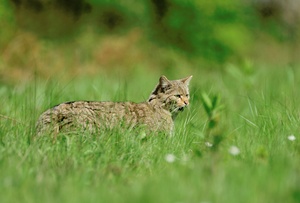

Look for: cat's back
[36,100,173,134]
[37,100,143,123]
[42,100,162,116]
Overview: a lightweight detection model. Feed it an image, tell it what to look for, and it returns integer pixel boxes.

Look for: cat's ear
[160,75,171,89]
[181,75,192,85]
[148,75,171,102]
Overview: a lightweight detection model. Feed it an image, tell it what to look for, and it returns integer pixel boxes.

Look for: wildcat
[36,75,192,136]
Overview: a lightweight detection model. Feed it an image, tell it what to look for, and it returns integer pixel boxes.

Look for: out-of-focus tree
[2,0,300,64]
[148,0,253,62]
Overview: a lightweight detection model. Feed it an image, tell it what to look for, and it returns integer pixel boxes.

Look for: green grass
[1,67,300,203]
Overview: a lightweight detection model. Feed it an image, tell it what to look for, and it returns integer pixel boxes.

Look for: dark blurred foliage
[253,0,300,41]
[2,0,300,63]
[150,0,234,62]
[10,0,91,17]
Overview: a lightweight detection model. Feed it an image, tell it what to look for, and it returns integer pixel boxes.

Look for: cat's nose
[183,99,189,105]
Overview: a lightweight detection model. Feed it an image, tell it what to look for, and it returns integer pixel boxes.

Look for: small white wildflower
[165,154,176,163]
[229,146,240,156]
[288,135,296,141]
[205,142,213,147]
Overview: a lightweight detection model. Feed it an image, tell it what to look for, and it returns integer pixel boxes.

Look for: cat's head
[148,75,192,114]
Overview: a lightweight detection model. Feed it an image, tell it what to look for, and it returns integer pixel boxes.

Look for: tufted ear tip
[181,75,192,85]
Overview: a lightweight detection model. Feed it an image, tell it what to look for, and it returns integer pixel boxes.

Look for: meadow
[1,66,300,203]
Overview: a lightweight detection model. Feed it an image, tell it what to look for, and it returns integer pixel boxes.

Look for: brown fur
[36,75,192,136]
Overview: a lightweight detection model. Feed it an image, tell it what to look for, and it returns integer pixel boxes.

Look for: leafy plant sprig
[201,93,224,130]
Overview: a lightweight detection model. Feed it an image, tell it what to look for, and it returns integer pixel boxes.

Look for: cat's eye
[175,94,181,98]
[186,94,189,97]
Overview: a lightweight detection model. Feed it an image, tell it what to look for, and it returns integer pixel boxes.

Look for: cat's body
[36,75,192,136]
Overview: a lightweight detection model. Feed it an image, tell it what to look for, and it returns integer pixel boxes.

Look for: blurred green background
[1,0,300,83]
[1,2,300,202]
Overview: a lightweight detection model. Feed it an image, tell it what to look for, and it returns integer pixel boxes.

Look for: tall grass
[1,67,300,203]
